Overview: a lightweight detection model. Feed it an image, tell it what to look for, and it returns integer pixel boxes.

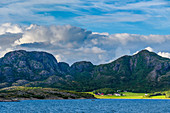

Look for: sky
[0,0,170,65]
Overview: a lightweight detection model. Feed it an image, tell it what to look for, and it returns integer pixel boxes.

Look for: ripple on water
[0,99,170,113]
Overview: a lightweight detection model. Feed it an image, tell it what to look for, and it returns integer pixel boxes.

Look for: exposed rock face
[12,79,29,86]
[0,50,169,92]
[88,50,170,91]
[58,62,70,74]
[70,61,94,73]
[0,50,62,82]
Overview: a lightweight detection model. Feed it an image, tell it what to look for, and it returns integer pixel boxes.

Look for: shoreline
[0,97,93,102]
[93,97,170,100]
[1,98,170,102]
[97,98,170,100]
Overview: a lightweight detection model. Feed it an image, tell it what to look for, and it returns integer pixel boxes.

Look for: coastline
[0,97,95,102]
[97,98,170,100]
[93,96,170,100]
[1,97,170,102]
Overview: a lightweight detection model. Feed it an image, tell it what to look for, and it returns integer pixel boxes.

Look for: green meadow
[87,92,169,99]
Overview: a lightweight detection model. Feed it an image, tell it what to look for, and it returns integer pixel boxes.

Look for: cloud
[105,34,170,45]
[145,47,154,52]
[0,23,23,35]
[0,0,170,63]
[133,46,154,55]
[0,23,170,64]
[112,0,167,10]
[115,47,130,58]
[158,52,170,59]
[55,54,62,62]
[76,47,106,54]
[133,51,139,55]
[133,46,170,59]
[75,12,149,23]
[0,0,169,35]
[92,32,109,36]
[141,35,170,44]
[0,48,15,58]
[14,24,92,48]
[0,0,82,25]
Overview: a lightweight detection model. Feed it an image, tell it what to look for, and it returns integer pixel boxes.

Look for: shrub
[165,92,170,98]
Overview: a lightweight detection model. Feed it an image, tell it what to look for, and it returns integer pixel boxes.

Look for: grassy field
[86,92,169,99]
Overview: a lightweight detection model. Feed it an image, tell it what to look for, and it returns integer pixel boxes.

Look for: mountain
[0,50,65,81]
[0,50,169,92]
[90,50,170,92]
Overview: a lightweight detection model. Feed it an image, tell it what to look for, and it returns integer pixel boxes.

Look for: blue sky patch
[0,0,169,35]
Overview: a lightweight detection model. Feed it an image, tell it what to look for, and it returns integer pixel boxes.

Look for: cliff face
[0,50,64,83]
[0,50,169,92]
[91,50,170,91]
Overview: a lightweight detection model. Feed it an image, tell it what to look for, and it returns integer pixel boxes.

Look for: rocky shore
[0,98,20,102]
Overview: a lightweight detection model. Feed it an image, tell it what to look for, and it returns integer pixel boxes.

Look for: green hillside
[0,50,169,92]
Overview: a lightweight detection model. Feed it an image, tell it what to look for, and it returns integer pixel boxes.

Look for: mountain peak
[0,50,169,92]
[134,49,159,57]
[140,49,150,53]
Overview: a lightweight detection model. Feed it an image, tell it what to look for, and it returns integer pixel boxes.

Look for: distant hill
[0,50,169,92]
[0,86,95,101]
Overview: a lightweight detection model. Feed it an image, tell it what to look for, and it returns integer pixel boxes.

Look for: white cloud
[141,35,170,44]
[55,55,62,62]
[14,24,91,49]
[0,0,169,27]
[133,47,170,59]
[0,24,170,64]
[115,47,130,58]
[133,51,139,55]
[0,48,14,58]
[133,46,153,55]
[0,23,23,35]
[133,47,154,55]
[112,0,167,10]
[75,12,149,23]
[26,24,37,30]
[108,33,138,45]
[0,0,169,36]
[91,39,98,45]
[145,47,154,52]
[92,32,109,36]
[77,47,106,54]
[158,52,170,59]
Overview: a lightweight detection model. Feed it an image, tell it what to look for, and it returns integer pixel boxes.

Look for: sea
[0,99,170,113]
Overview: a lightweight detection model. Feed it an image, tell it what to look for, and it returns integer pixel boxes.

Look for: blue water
[0,99,170,113]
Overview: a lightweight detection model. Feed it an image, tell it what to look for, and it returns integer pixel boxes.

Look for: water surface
[0,99,170,113]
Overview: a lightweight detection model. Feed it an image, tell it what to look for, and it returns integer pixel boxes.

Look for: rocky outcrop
[0,50,169,92]
[0,50,63,82]
[12,80,29,86]
[70,61,94,73]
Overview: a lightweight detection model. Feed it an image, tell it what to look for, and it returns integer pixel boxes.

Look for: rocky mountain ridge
[0,50,169,92]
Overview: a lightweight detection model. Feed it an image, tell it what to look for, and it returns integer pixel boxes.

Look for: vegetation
[0,50,169,93]
[93,88,116,94]
[165,91,170,98]
[0,86,95,101]
[86,89,170,99]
